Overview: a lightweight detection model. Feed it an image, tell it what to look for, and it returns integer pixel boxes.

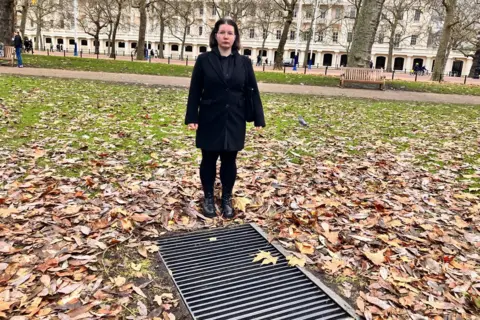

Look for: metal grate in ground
[158,223,357,320]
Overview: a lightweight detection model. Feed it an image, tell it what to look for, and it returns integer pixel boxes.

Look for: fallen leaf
[133,285,147,298]
[363,249,386,265]
[137,301,148,316]
[234,197,251,212]
[138,246,148,258]
[295,242,314,255]
[114,276,126,287]
[286,255,306,267]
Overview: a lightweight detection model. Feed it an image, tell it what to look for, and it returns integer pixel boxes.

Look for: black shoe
[202,192,217,218]
[221,192,235,219]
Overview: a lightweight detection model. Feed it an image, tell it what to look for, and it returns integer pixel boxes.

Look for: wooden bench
[0,46,16,67]
[340,67,386,90]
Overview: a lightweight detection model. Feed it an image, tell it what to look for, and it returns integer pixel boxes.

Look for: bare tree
[99,0,126,57]
[431,0,457,81]
[273,0,300,70]
[381,0,420,72]
[163,0,197,60]
[0,0,15,45]
[152,0,172,59]
[29,0,58,50]
[78,0,109,54]
[212,0,254,32]
[253,0,282,63]
[302,0,343,67]
[19,0,31,37]
[347,0,386,67]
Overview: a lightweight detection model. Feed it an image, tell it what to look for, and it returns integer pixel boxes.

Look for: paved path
[1,66,479,105]
[29,50,480,86]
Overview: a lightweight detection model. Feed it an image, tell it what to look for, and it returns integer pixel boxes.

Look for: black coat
[14,35,23,49]
[185,49,265,151]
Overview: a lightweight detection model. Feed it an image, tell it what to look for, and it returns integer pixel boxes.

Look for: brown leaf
[323,258,344,274]
[120,218,133,231]
[131,213,152,222]
[137,301,148,316]
[36,258,59,273]
[295,242,314,255]
[0,263,18,284]
[356,297,365,312]
[133,285,147,298]
[363,249,386,265]
[364,295,391,310]
[138,246,148,258]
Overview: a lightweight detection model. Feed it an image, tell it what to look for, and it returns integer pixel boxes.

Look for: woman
[185,18,265,219]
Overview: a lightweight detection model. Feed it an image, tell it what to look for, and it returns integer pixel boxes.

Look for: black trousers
[200,150,238,195]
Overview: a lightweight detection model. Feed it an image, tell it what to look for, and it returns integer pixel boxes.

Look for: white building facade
[19,0,474,76]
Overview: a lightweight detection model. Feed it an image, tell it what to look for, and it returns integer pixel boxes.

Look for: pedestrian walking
[184,18,266,219]
[13,31,23,68]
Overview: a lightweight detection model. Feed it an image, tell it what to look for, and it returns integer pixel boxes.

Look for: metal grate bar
[158,223,357,320]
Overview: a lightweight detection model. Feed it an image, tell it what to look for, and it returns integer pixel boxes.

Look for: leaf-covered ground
[0,75,479,319]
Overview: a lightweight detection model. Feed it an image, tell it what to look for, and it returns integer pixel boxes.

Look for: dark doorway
[412,58,424,69]
[199,46,207,53]
[375,56,386,69]
[244,48,251,56]
[394,57,404,70]
[306,52,316,64]
[290,51,296,59]
[451,60,463,77]
[323,53,333,66]
[340,54,347,67]
[259,49,267,57]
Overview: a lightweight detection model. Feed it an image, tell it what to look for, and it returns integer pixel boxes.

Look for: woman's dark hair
[209,18,241,51]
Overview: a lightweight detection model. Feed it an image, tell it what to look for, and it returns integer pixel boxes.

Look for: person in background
[13,31,23,68]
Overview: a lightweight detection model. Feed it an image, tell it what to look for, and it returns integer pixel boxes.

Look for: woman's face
[216,24,236,50]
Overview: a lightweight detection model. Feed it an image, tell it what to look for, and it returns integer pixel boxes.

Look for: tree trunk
[274,10,294,70]
[386,21,397,72]
[35,21,42,50]
[0,0,15,45]
[107,24,112,55]
[468,42,480,78]
[136,0,147,60]
[159,17,165,59]
[180,27,186,60]
[431,0,456,81]
[20,1,29,37]
[261,36,267,64]
[347,0,385,68]
[94,33,100,54]
[110,9,121,58]
[303,33,312,68]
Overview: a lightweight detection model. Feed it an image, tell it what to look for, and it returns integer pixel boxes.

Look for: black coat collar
[207,47,242,86]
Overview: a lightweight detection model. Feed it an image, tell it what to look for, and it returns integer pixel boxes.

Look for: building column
[333,52,338,68]
[406,56,413,71]
[425,57,432,72]
[124,41,129,55]
[465,57,474,76]
[445,58,453,76]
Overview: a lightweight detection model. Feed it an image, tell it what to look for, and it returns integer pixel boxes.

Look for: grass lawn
[1,75,479,319]
[20,54,480,96]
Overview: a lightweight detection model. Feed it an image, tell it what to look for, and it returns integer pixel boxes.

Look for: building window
[320,10,326,19]
[347,32,352,42]
[118,42,125,48]
[69,39,75,45]
[249,28,255,39]
[185,45,192,52]
[212,4,216,15]
[290,30,295,40]
[427,31,433,47]
[57,39,64,45]
[199,26,203,36]
[398,10,404,20]
[306,10,312,19]
[276,30,281,40]
[30,19,34,27]
[410,35,417,45]
[293,9,297,17]
[60,20,65,29]
[186,26,190,35]
[131,42,137,48]
[378,33,384,44]
[394,34,401,47]
[303,31,309,41]
[349,7,356,18]
[46,38,52,44]
[335,8,341,19]
[263,30,267,39]
[172,44,179,51]
[317,32,324,42]
[199,6,204,15]
[332,31,338,43]
[414,9,421,22]
[199,46,207,53]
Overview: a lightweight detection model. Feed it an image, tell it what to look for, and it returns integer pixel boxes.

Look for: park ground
[0,74,479,319]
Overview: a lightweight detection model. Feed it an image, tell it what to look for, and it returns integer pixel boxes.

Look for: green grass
[20,55,480,96]
[1,75,479,186]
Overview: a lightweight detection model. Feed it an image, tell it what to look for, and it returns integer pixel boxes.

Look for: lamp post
[73,0,78,56]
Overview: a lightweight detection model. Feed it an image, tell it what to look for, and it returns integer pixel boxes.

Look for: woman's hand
[187,123,198,130]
